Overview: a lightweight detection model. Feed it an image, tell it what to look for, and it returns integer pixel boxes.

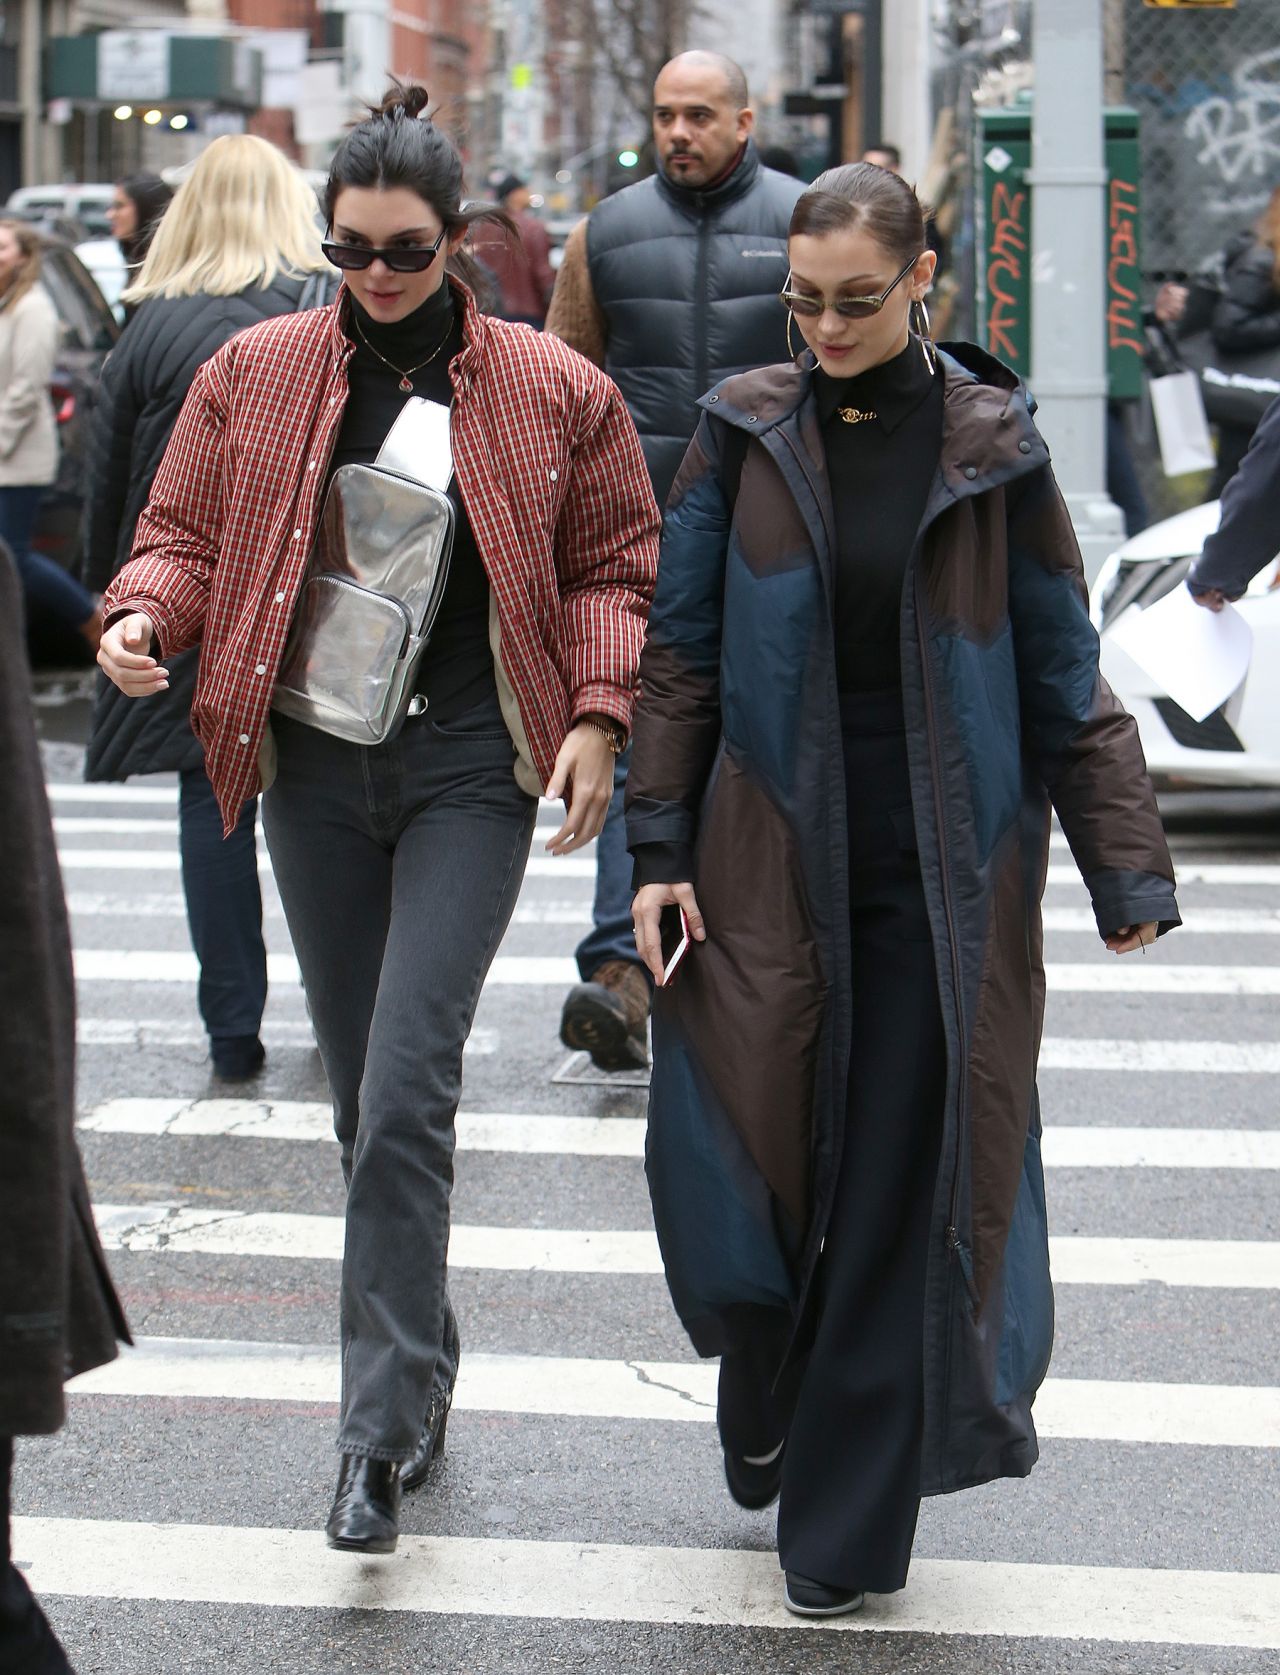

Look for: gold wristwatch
[581,713,627,755]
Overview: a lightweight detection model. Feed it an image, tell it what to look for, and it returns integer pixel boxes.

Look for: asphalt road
[11,678,1280,1674]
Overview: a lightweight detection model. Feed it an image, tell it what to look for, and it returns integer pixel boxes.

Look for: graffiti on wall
[1184,45,1280,185]
[1107,176,1144,359]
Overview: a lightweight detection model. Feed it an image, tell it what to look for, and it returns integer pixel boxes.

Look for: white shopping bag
[1148,370,1216,476]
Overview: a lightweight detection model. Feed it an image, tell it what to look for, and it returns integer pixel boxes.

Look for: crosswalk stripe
[14,1516,1280,1645]
[74,1020,496,1055]
[1042,907,1280,935]
[72,950,580,986]
[66,947,1280,996]
[49,839,1280,892]
[65,892,591,927]
[56,848,596,879]
[76,1099,1280,1168]
[89,1204,1278,1288]
[1038,1038,1280,1073]
[53,817,575,846]
[60,1337,1279,1448]
[1046,863,1280,886]
[63,1336,1280,1448]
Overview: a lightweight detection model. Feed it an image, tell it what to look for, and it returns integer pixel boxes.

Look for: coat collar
[655,139,761,216]
[702,340,1051,493]
[328,274,490,394]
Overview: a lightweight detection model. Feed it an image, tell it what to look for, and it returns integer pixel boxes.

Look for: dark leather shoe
[783,1571,866,1618]
[325,1454,401,1553]
[559,959,650,1071]
[723,1438,785,1510]
[401,1383,451,1492]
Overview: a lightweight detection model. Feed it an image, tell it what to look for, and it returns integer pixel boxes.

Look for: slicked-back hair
[789,163,929,269]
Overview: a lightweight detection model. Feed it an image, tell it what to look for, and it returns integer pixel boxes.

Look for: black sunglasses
[779,254,920,321]
[321,228,447,273]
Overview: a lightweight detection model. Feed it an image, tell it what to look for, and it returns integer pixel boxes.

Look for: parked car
[75,237,130,324]
[7,183,114,238]
[1093,500,1280,786]
[20,237,120,663]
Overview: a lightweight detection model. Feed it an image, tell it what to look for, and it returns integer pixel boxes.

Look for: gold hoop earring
[913,296,939,374]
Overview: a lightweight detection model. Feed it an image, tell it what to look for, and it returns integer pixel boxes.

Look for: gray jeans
[262,696,536,1460]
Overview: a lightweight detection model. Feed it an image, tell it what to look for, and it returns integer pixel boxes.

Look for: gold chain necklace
[353,311,453,392]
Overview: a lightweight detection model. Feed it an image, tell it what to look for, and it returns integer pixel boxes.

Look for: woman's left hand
[544,722,616,854]
[1106,922,1159,955]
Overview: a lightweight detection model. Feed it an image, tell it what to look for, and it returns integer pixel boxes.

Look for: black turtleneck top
[330,283,496,722]
[815,337,944,692]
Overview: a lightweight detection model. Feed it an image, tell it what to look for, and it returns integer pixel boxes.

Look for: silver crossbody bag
[272,397,455,746]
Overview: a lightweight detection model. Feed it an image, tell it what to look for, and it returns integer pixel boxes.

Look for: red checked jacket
[103,282,661,832]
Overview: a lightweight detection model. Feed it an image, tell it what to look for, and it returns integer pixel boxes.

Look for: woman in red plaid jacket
[98,83,660,1554]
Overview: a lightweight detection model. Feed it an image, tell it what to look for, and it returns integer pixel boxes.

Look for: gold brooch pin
[837,407,876,425]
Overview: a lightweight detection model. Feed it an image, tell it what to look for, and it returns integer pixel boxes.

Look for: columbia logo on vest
[740,250,785,259]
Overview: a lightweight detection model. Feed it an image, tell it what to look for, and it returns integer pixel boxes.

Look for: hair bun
[373,81,430,122]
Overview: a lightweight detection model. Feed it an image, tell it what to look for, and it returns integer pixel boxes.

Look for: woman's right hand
[633,880,707,985]
[97,612,168,696]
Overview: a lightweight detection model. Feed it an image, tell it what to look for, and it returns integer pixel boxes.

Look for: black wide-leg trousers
[719,689,947,1595]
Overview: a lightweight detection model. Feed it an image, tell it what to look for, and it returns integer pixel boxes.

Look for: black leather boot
[325,1454,401,1553]
[403,1304,459,1493]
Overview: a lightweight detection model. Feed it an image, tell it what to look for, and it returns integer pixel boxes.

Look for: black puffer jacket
[1212,232,1280,353]
[82,275,315,780]
[586,143,802,504]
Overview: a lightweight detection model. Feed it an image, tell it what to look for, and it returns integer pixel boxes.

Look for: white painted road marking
[74,1020,496,1055]
[77,1099,1280,1168]
[90,1203,1280,1288]
[68,947,1280,997]
[64,1336,1280,1449]
[14,1517,1280,1647]
[56,848,596,879]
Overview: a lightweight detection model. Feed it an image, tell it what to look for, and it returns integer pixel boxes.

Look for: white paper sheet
[1108,583,1252,724]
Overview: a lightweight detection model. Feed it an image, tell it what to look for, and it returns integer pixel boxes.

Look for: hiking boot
[559,958,650,1071]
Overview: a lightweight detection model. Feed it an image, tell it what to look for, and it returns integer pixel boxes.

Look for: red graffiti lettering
[986,183,1028,363]
[1107,177,1144,356]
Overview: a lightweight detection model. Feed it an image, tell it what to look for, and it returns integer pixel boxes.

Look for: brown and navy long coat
[625,343,1179,1496]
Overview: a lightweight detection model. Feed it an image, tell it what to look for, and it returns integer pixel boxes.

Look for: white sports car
[1092,501,1280,787]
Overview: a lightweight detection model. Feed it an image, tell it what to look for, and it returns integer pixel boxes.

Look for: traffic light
[617,149,639,168]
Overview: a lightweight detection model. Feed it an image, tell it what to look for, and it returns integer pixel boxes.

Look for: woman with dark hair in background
[628,162,1178,1617]
[82,134,333,1083]
[106,172,173,317]
[97,83,658,1556]
[1208,182,1280,497]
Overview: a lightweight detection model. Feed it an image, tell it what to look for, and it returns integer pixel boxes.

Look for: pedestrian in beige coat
[0,219,102,648]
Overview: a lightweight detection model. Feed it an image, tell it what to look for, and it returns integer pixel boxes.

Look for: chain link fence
[1120,0,1279,281]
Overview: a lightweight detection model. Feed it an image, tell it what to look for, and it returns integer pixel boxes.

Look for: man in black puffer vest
[547,50,802,1073]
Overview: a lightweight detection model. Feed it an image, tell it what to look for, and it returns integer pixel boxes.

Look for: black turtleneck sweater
[815,338,944,693]
[329,284,496,722]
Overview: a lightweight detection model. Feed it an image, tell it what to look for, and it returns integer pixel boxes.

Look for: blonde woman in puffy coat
[0,219,102,649]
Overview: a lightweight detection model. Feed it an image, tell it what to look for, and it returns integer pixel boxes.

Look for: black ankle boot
[325,1454,401,1552]
[403,1305,460,1493]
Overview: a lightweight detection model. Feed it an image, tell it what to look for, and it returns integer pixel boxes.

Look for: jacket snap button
[748,415,757,423]
[292,528,303,539]
[274,591,286,604]
[549,469,558,481]
[1018,439,1032,453]
[237,733,250,745]
[254,663,267,676]
[964,466,978,480]
[708,394,719,403]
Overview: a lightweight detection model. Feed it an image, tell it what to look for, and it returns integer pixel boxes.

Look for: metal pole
[18,0,41,185]
[1027,0,1123,584]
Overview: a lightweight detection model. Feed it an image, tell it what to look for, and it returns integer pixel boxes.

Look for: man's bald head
[652,53,754,190]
